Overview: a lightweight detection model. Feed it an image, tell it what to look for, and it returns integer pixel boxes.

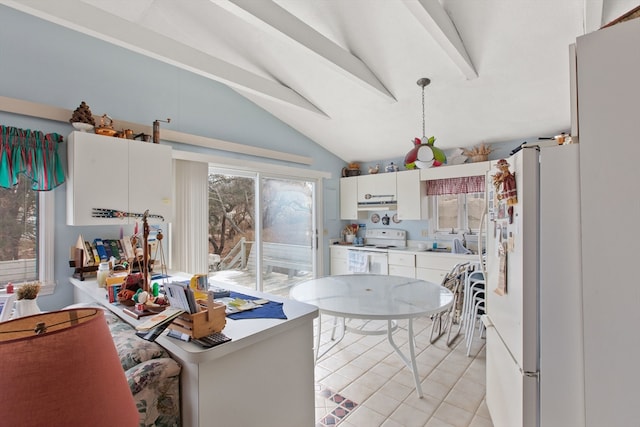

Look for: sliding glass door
[208,168,316,296]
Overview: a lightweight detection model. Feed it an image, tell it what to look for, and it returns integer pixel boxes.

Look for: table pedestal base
[314,315,423,398]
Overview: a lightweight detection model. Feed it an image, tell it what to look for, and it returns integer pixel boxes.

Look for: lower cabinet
[415,267,449,284]
[388,252,415,278]
[330,246,350,275]
[330,247,477,281]
[415,253,477,284]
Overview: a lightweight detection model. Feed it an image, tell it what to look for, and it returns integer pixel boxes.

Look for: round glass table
[289,274,454,398]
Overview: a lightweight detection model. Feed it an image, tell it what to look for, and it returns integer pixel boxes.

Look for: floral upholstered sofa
[71,304,182,427]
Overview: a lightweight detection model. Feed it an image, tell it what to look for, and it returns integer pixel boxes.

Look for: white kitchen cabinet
[415,252,475,284]
[357,173,396,204]
[330,245,350,275]
[339,176,358,220]
[67,131,172,225]
[388,251,415,278]
[396,169,427,220]
[415,267,448,284]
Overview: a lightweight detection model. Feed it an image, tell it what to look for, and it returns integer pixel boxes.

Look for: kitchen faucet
[461,228,474,248]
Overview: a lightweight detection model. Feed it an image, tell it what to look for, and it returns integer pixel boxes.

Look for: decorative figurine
[492,158,518,223]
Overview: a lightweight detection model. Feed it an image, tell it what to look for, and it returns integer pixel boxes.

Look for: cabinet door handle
[365,194,394,199]
[92,208,165,222]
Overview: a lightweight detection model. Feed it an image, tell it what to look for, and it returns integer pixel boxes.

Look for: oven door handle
[348,249,387,255]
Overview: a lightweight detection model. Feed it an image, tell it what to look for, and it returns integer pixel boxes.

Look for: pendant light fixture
[404,78,446,169]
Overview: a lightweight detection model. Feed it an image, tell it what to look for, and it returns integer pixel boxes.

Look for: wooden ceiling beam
[583,0,604,32]
[216,0,396,103]
[404,0,478,80]
[0,0,328,118]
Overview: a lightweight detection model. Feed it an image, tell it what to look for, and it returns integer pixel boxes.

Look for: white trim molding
[0,95,313,165]
[38,190,56,295]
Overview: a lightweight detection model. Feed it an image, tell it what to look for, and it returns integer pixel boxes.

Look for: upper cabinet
[396,169,427,220]
[339,176,358,220]
[357,173,396,205]
[66,131,173,226]
[339,162,491,221]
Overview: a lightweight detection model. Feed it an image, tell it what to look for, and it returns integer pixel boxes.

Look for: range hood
[357,193,397,211]
[357,201,397,211]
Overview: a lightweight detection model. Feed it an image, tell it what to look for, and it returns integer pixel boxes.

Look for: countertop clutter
[70,274,318,427]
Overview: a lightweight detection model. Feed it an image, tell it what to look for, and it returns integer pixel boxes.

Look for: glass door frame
[254,171,318,292]
[207,165,323,293]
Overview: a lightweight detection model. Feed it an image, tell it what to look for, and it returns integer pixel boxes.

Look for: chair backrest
[440,262,469,292]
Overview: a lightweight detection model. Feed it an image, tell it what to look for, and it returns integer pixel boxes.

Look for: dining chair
[462,266,485,336]
[460,264,486,356]
[429,262,469,346]
[465,279,486,356]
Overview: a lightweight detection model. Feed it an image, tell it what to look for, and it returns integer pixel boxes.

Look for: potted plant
[343,224,359,243]
[14,282,42,318]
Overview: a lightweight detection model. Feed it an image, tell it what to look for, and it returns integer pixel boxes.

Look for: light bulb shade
[0,308,138,427]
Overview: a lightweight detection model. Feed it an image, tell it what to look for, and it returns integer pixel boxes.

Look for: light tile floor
[312,315,494,427]
[208,269,493,426]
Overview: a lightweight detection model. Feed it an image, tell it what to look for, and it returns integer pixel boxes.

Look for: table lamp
[0,308,139,427]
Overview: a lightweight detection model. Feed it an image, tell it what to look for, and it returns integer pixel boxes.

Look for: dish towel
[452,238,472,254]
[348,251,369,273]
[226,292,287,320]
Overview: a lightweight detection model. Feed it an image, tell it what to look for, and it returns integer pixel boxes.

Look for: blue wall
[0,6,345,310]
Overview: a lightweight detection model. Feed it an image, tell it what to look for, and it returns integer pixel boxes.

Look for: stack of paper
[135,307,184,332]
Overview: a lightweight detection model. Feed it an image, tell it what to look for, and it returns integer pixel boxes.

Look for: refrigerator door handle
[478,211,487,277]
[481,314,493,329]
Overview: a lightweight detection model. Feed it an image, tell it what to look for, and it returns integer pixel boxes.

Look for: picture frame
[0,293,17,322]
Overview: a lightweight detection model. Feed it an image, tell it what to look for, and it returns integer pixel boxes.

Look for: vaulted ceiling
[3,0,637,162]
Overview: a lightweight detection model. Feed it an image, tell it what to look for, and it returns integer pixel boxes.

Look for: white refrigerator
[482,143,585,427]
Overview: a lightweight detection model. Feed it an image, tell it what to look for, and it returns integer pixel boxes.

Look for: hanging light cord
[421,84,426,138]
[417,77,431,139]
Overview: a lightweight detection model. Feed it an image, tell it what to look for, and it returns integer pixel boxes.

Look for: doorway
[208,168,316,296]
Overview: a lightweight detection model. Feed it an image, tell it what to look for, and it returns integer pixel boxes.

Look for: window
[0,181,37,283]
[427,175,485,233]
[434,192,484,232]
[0,182,54,292]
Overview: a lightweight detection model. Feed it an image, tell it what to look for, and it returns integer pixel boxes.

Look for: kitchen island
[70,275,318,427]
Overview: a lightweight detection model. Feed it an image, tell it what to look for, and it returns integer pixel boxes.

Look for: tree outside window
[0,180,38,283]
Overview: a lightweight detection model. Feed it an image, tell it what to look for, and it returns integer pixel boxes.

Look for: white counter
[70,275,319,427]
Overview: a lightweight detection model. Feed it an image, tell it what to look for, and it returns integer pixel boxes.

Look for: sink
[422,247,478,255]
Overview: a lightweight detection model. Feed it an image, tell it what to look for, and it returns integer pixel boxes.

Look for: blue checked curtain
[0,126,65,191]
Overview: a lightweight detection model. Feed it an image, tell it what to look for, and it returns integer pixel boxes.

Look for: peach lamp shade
[0,308,139,427]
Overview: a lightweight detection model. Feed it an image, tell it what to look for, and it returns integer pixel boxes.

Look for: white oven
[344,229,407,275]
